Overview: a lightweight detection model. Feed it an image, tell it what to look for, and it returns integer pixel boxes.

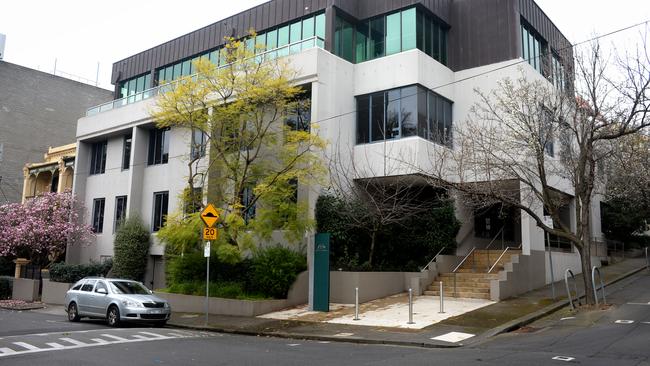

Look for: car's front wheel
[106,305,121,327]
[67,302,80,322]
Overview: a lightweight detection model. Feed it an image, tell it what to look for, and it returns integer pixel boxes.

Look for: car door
[76,279,97,315]
[87,280,111,316]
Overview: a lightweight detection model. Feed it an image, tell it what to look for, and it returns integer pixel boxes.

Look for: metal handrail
[86,35,326,116]
[487,247,513,273]
[485,226,505,250]
[421,246,447,272]
[591,266,606,306]
[452,247,476,273]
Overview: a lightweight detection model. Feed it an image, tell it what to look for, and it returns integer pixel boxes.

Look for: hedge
[0,276,13,299]
[49,260,113,283]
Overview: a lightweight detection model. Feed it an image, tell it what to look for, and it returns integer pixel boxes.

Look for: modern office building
[70,0,604,296]
[0,60,113,204]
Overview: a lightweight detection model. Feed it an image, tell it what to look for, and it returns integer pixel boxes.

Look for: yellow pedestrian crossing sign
[200,203,219,228]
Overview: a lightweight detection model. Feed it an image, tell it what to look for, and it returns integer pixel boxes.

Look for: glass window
[278,25,290,56]
[209,50,219,65]
[315,13,326,40]
[432,23,440,61]
[90,140,107,175]
[302,17,315,49]
[417,86,428,139]
[191,129,206,160]
[81,280,96,292]
[424,16,433,56]
[152,191,169,232]
[357,95,370,144]
[400,86,417,137]
[92,198,105,233]
[443,99,452,144]
[334,16,354,62]
[286,99,311,132]
[94,281,107,293]
[144,74,151,91]
[440,28,447,65]
[172,63,182,80]
[266,29,278,49]
[148,128,170,165]
[437,96,446,143]
[368,17,385,60]
[255,32,266,53]
[289,20,302,53]
[370,91,385,142]
[219,48,227,66]
[521,26,529,62]
[109,281,151,295]
[114,195,127,232]
[427,92,437,141]
[386,12,401,55]
[122,134,131,170]
[181,60,191,76]
[401,8,417,51]
[385,89,400,140]
[240,186,256,223]
[356,23,369,63]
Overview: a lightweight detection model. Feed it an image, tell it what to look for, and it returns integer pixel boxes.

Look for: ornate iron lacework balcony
[86,36,325,117]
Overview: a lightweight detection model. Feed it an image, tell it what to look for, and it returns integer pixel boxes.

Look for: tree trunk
[577,240,596,306]
[368,231,377,267]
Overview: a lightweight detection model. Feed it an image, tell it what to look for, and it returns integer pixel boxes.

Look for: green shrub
[49,260,112,283]
[249,246,306,299]
[0,257,14,276]
[0,276,13,299]
[112,217,150,281]
[166,250,252,286]
[165,281,266,300]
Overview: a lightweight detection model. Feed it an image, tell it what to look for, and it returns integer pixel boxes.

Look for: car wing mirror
[96,288,108,295]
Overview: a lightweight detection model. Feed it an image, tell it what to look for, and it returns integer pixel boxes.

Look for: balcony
[86,36,326,117]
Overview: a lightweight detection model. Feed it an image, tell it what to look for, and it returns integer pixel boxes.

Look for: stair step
[439,273,500,278]
[423,290,491,300]
[427,286,490,293]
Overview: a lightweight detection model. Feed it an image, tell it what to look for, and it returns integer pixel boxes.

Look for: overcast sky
[1,0,648,90]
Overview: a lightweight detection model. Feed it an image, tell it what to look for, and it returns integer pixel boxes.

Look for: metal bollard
[439,281,445,314]
[646,247,649,270]
[353,287,360,321]
[407,288,414,324]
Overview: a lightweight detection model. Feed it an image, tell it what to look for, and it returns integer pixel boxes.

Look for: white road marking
[333,332,354,337]
[318,341,331,344]
[0,330,206,358]
[12,342,40,351]
[642,322,650,325]
[552,356,575,361]
[431,332,475,343]
[287,343,301,347]
[615,320,635,324]
[560,317,575,321]
[60,338,89,346]
[627,302,650,305]
[100,334,129,342]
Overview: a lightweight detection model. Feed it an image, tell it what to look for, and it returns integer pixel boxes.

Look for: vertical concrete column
[127,126,148,218]
[21,167,29,203]
[67,141,92,263]
[519,182,544,255]
[57,160,65,193]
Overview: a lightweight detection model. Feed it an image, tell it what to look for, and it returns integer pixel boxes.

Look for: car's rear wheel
[67,302,80,322]
[107,305,121,327]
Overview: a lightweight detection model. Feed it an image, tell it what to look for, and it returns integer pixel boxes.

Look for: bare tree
[408,37,650,305]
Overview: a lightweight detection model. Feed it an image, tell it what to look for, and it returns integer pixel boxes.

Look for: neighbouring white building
[69,0,605,296]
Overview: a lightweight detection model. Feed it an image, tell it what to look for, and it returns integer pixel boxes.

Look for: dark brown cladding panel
[112,0,568,84]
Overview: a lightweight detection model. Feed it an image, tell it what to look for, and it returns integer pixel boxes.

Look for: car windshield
[108,281,150,295]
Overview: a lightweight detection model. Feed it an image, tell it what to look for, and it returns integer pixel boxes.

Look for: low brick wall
[12,278,39,301]
[330,271,430,303]
[41,279,73,305]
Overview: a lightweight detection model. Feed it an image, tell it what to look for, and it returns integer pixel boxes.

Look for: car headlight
[163,302,170,308]
[122,299,143,308]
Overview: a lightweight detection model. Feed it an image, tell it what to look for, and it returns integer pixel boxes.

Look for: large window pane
[369,17,385,59]
[370,92,385,142]
[278,24,289,51]
[440,28,447,64]
[385,89,400,140]
[386,12,401,55]
[416,10,424,51]
[401,8,417,51]
[122,135,131,170]
[267,29,278,49]
[92,198,105,233]
[355,23,368,63]
[152,191,169,232]
[424,16,433,56]
[172,63,182,80]
[315,13,326,40]
[181,60,191,76]
[437,97,446,143]
[357,95,370,143]
[289,20,302,53]
[417,86,428,138]
[400,86,417,137]
[443,99,452,144]
[432,23,440,60]
[302,16,314,49]
[427,92,436,141]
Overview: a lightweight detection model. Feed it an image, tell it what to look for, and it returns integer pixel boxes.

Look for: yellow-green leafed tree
[152,33,327,261]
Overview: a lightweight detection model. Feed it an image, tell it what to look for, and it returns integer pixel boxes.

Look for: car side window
[95,281,107,293]
[80,280,96,292]
[72,283,83,291]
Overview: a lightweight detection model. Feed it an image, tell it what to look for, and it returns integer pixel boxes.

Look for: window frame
[89,140,107,175]
[122,134,132,170]
[114,195,128,233]
[152,191,169,232]
[147,127,170,166]
[91,198,105,234]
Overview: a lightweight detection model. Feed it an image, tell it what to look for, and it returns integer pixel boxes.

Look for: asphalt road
[0,270,648,365]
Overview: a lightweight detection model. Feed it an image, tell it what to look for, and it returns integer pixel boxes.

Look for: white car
[64,277,171,327]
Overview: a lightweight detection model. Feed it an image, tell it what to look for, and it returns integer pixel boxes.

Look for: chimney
[0,34,5,60]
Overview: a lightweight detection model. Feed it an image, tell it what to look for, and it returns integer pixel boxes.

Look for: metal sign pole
[204,241,211,326]
[547,232,556,300]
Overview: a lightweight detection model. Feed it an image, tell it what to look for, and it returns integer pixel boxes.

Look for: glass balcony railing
[86,36,326,117]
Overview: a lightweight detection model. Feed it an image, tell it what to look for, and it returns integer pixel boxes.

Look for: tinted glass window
[81,280,96,292]
[72,283,83,291]
[385,89,400,140]
[369,17,385,59]
[153,191,169,232]
[401,8,417,51]
[386,12,401,55]
[370,92,385,142]
[92,198,105,233]
[356,95,370,144]
[109,281,150,295]
[95,281,107,293]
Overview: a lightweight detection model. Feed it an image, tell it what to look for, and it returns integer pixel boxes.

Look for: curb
[167,322,460,349]
[168,265,648,350]
[469,264,648,345]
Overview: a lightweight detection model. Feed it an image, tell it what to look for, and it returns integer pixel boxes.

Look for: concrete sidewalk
[168,257,649,348]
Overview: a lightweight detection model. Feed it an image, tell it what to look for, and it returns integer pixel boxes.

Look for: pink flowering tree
[0,191,94,266]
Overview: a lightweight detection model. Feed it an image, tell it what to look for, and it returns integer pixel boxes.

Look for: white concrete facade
[71,44,604,289]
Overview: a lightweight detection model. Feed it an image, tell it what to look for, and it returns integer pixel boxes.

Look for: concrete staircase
[425,249,521,300]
